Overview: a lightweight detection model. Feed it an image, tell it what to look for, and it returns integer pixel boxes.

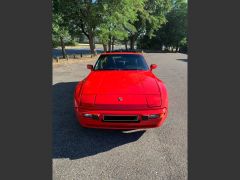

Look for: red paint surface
[74,53,168,129]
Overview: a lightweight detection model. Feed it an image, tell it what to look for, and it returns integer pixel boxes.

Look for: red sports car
[74,51,168,129]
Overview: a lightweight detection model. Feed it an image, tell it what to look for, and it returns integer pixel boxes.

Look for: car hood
[81,70,160,95]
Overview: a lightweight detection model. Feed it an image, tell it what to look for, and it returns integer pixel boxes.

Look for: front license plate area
[103,115,139,123]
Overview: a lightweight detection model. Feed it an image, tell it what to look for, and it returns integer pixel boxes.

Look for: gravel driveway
[52,53,188,180]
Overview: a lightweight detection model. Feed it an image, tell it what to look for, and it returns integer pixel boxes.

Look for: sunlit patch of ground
[53,56,99,67]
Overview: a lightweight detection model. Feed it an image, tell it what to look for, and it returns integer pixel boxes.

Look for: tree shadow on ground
[141,49,187,54]
[52,82,145,160]
[52,49,104,58]
[176,58,188,62]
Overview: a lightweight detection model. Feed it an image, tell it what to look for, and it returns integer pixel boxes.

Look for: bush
[65,39,77,46]
[52,40,60,48]
[52,38,77,48]
[179,45,187,54]
[179,37,188,54]
[137,35,163,50]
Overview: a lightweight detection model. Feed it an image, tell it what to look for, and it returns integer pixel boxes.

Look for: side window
[94,55,107,70]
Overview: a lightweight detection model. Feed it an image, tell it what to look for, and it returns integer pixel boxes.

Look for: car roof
[100,50,144,56]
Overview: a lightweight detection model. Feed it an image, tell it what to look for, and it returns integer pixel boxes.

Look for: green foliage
[52,1,70,48]
[137,35,164,50]
[138,0,187,51]
[131,0,172,37]
[97,0,143,44]
[57,0,102,37]
[52,0,187,52]
[179,37,188,53]
[165,0,187,47]
[54,0,105,54]
[125,0,172,49]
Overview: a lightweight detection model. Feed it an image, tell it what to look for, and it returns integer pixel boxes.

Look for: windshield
[94,54,149,70]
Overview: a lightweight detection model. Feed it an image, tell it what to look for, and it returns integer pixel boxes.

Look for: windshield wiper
[95,68,144,71]
[95,69,117,70]
[125,69,143,70]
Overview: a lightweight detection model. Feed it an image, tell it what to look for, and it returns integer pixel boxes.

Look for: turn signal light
[83,113,99,120]
[149,114,160,119]
[142,110,166,120]
[142,114,161,120]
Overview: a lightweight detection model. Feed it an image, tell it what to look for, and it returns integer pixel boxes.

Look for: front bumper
[74,107,168,129]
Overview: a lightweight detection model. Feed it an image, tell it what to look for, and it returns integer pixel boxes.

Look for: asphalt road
[52,53,188,180]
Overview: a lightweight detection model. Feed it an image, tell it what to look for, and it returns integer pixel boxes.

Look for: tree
[138,0,187,52]
[57,0,103,56]
[157,0,187,51]
[52,1,70,58]
[97,0,142,51]
[128,0,172,49]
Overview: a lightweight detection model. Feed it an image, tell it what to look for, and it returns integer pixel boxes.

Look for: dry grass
[54,43,103,50]
[53,56,99,67]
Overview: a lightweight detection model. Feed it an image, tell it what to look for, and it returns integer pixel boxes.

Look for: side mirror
[87,64,93,71]
[150,64,157,71]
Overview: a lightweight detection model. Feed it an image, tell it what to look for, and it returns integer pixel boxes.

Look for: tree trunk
[129,35,136,50]
[125,40,128,50]
[60,37,67,59]
[103,43,107,52]
[175,47,178,52]
[112,37,115,51]
[175,43,179,52]
[108,36,112,51]
[88,33,96,56]
[160,45,163,51]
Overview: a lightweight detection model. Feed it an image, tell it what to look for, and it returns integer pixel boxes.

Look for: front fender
[74,80,84,106]
[157,81,168,108]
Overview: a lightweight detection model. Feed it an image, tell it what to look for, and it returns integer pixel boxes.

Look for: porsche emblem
[118,97,123,101]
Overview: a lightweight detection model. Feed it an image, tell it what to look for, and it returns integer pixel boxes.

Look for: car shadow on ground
[53,82,145,160]
[176,58,188,62]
